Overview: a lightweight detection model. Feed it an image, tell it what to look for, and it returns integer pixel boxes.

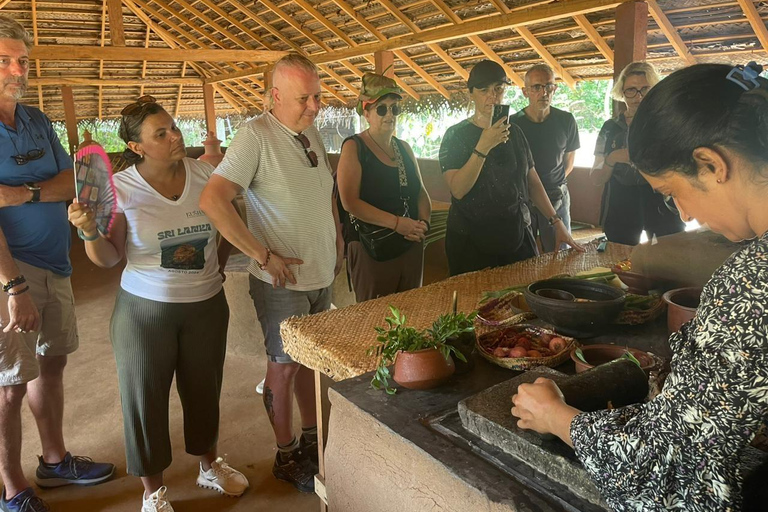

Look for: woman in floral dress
[512,63,768,511]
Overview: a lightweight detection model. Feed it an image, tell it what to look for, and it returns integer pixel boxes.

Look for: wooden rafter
[0,0,12,10]
[469,36,525,87]
[208,0,629,84]
[106,0,125,46]
[361,55,420,100]
[29,77,203,86]
[573,14,614,65]
[30,46,288,63]
[736,0,768,52]
[175,62,187,118]
[647,0,696,65]
[123,0,253,112]
[166,0,249,50]
[98,0,106,118]
[515,26,576,88]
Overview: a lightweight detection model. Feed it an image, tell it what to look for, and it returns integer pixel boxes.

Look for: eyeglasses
[375,104,401,117]
[623,86,650,99]
[2,123,45,166]
[528,83,557,94]
[121,95,157,116]
[294,133,318,168]
[13,148,45,165]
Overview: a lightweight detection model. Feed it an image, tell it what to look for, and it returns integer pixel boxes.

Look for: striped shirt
[214,112,336,291]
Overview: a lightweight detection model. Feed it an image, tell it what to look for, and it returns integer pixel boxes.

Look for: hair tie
[726,61,766,91]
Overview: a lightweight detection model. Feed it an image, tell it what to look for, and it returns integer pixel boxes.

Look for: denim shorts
[248,275,332,364]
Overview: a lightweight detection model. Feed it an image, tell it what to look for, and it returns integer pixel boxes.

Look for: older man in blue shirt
[0,16,113,512]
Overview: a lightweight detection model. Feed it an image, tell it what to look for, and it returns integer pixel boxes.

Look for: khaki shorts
[0,260,79,386]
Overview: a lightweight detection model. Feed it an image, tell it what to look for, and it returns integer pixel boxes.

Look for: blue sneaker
[35,452,115,488]
[0,487,49,512]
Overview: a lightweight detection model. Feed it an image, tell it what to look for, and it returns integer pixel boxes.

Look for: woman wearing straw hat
[590,61,685,245]
[336,73,431,301]
[439,60,583,276]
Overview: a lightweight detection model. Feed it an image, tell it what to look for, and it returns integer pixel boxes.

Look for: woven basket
[475,291,535,336]
[476,324,578,371]
[617,295,667,325]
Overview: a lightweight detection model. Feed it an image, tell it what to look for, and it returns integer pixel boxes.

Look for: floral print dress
[571,231,768,511]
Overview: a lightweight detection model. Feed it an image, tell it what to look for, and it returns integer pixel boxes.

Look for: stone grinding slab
[458,368,608,508]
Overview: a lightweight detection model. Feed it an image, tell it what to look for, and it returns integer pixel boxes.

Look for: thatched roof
[3,0,767,121]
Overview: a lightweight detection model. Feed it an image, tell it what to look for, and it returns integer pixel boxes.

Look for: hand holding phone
[491,104,510,126]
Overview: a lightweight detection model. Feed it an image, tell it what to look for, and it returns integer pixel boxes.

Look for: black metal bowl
[524,278,626,337]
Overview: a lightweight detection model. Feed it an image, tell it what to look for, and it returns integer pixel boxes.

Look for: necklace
[367,130,395,159]
[171,194,180,201]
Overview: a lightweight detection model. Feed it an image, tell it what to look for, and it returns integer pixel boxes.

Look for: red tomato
[508,346,528,358]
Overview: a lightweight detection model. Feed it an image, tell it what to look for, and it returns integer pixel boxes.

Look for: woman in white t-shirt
[68,98,247,512]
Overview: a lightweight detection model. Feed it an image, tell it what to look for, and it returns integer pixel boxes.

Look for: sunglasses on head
[13,147,45,166]
[374,104,401,117]
[121,95,157,116]
[294,134,318,168]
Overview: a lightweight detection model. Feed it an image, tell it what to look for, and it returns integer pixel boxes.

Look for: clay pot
[447,331,477,375]
[392,348,455,390]
[571,344,655,374]
[197,131,224,168]
[662,287,702,333]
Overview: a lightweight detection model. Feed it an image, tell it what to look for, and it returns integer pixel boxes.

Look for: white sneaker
[142,486,174,512]
[196,457,249,497]
[256,378,265,395]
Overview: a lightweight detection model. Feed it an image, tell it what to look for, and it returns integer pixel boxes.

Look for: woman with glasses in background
[336,73,431,301]
[68,97,248,512]
[590,61,685,245]
[439,60,582,276]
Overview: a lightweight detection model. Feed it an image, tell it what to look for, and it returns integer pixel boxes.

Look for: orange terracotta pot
[392,348,455,390]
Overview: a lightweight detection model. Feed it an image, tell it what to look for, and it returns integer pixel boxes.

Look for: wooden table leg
[315,370,332,511]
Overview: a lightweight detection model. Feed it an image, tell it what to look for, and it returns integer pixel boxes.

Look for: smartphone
[492,104,510,125]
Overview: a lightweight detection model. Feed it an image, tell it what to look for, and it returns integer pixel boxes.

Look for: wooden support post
[107,0,126,46]
[613,1,648,115]
[61,86,79,155]
[203,83,216,138]
[614,0,648,77]
[314,370,333,512]
[374,51,394,77]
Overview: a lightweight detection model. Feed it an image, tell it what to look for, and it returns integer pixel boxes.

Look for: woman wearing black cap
[336,73,431,301]
[512,63,768,511]
[438,60,583,276]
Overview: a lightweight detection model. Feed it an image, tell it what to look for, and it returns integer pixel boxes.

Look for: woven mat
[281,240,632,381]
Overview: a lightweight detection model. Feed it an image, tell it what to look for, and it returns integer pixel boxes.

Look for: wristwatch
[25,183,41,203]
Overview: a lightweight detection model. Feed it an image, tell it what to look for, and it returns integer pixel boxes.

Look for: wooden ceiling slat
[647,0,697,65]
[735,0,768,52]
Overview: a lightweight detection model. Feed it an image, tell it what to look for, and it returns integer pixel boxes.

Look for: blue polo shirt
[0,104,73,276]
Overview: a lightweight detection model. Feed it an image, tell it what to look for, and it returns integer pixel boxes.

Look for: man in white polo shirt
[200,54,343,494]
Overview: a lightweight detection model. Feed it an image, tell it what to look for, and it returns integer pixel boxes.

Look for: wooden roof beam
[226,0,307,53]
[0,0,13,10]
[256,0,332,52]
[736,0,768,52]
[393,50,450,99]
[469,36,525,87]
[515,26,576,88]
[106,0,126,46]
[164,0,250,49]
[30,46,288,63]
[29,77,203,86]
[207,0,629,83]
[292,0,356,47]
[647,0,696,65]
[31,0,43,111]
[361,56,420,100]
[573,14,614,65]
[139,25,150,97]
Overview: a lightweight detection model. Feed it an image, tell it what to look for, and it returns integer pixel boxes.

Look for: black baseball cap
[467,60,511,91]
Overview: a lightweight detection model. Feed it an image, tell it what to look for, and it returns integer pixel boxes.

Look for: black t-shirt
[438,119,534,254]
[509,106,580,192]
[339,134,420,243]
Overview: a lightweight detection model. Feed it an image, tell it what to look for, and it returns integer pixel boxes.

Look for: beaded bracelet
[7,285,30,296]
[77,229,100,241]
[257,248,272,271]
[2,275,26,293]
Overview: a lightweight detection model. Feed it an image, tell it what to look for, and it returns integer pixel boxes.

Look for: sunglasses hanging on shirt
[294,133,319,168]
[2,123,46,166]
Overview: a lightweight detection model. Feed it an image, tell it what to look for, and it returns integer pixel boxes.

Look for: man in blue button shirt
[0,16,114,512]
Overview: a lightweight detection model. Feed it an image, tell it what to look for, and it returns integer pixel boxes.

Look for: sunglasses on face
[374,104,401,117]
[121,95,157,116]
[529,83,557,94]
[294,133,318,168]
[623,86,650,99]
[13,147,45,165]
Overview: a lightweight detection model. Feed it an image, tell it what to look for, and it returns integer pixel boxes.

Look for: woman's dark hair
[118,102,166,165]
[629,64,768,178]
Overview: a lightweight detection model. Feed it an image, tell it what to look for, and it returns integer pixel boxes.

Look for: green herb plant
[573,347,642,368]
[428,311,477,345]
[368,306,468,394]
